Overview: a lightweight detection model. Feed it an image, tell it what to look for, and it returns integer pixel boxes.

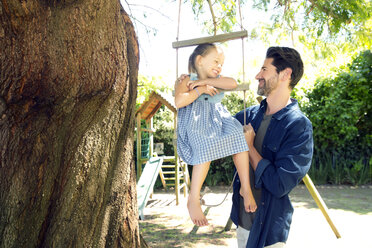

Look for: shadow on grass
[290,185,372,215]
[139,214,234,248]
[140,185,372,247]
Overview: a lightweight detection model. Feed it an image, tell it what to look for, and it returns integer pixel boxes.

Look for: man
[230,47,314,248]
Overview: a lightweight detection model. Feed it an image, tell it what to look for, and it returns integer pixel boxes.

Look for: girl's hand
[201,85,219,96]
[175,74,188,86]
[186,80,195,90]
[187,80,205,90]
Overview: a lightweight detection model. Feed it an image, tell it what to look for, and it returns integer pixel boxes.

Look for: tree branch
[207,0,217,35]
[129,3,172,21]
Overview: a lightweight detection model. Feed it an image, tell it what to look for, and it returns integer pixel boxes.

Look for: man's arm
[254,120,313,198]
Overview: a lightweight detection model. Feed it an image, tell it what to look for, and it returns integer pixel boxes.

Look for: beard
[257,76,278,96]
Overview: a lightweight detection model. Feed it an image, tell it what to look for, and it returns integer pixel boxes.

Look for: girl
[175,43,256,226]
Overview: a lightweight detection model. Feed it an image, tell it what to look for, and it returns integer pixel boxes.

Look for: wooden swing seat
[172,30,248,48]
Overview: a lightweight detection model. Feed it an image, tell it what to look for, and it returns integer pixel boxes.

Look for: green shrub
[153,106,175,156]
[345,158,371,186]
[301,50,372,185]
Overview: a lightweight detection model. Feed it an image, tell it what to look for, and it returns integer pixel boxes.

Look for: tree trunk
[0,0,142,247]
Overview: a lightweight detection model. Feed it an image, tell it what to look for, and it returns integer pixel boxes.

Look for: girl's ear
[195,55,203,67]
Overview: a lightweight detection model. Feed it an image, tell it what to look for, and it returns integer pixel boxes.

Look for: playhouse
[135,91,190,206]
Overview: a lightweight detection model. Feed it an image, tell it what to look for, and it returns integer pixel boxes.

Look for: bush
[302,50,372,185]
[153,105,175,156]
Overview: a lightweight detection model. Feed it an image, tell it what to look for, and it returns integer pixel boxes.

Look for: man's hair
[266,47,304,89]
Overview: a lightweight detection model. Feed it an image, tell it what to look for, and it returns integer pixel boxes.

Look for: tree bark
[0,0,141,247]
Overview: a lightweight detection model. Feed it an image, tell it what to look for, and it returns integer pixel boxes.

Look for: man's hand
[244,123,262,171]
[243,124,255,150]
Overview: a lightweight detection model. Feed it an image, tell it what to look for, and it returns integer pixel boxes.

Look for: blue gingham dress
[176,74,248,165]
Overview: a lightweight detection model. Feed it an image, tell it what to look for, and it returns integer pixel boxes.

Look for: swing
[173,0,249,209]
[173,0,341,239]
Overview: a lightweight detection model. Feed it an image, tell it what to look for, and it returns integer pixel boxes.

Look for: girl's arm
[188,76,237,90]
[174,76,219,108]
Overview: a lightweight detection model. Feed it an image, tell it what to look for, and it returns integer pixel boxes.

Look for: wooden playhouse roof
[136,91,176,121]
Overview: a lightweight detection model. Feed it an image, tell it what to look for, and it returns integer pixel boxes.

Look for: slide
[137,156,164,220]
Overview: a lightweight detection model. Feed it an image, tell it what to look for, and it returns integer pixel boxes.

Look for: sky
[120,0,289,91]
[120,0,359,98]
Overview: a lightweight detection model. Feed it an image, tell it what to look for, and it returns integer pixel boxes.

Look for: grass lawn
[139,184,372,248]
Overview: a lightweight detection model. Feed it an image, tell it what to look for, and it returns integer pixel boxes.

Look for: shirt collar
[258,98,299,120]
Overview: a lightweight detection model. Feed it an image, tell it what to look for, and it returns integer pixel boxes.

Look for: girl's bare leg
[187,161,211,226]
[233,151,257,212]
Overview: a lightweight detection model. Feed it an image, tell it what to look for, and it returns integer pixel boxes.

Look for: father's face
[255,58,279,97]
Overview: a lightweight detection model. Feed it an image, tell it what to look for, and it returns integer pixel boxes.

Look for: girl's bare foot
[187,196,208,226]
[240,188,257,213]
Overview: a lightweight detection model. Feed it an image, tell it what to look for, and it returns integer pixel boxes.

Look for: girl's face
[196,47,225,79]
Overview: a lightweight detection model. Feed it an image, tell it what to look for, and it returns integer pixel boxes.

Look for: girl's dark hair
[188,43,217,74]
[266,47,304,89]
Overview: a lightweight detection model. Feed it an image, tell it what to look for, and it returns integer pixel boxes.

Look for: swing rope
[238,0,247,127]
[174,0,248,208]
[201,0,247,208]
[175,0,182,79]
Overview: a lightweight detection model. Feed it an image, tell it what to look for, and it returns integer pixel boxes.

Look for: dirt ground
[139,184,372,248]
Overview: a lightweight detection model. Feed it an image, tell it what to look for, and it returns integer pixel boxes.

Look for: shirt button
[262,202,265,205]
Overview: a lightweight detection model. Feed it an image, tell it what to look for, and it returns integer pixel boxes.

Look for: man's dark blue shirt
[230,98,313,248]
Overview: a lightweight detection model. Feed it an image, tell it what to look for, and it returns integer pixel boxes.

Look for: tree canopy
[189,0,371,58]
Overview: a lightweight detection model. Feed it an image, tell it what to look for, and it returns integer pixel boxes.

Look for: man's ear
[280,68,292,81]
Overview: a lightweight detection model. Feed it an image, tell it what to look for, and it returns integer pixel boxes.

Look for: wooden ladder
[159,156,190,205]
